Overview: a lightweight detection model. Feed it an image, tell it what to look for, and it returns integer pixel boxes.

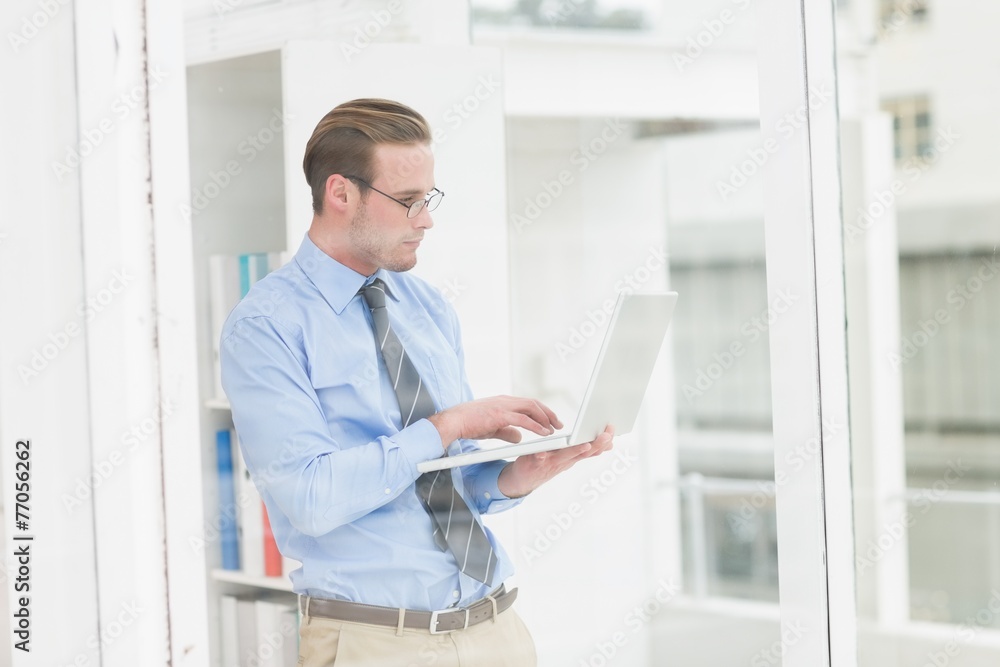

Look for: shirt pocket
[308,346,384,437]
[426,350,464,411]
[309,346,379,392]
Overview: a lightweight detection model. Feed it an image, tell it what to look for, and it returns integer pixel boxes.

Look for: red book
[262,502,282,577]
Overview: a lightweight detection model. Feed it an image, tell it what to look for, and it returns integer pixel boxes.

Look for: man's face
[347,142,436,274]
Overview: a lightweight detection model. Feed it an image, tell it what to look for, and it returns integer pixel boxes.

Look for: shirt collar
[293,232,400,315]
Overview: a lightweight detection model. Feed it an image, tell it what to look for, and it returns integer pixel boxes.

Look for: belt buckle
[429,608,469,634]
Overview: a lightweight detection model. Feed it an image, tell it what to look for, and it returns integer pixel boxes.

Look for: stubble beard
[348,199,417,273]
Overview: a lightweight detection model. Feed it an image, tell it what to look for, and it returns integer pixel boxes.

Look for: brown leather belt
[300,586,516,634]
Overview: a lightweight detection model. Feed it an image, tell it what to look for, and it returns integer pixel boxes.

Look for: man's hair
[302,98,432,214]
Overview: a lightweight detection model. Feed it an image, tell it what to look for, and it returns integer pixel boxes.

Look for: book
[216,429,240,571]
[236,596,258,667]
[229,593,299,667]
[208,254,241,402]
[280,605,299,666]
[219,594,240,667]
[254,597,287,667]
[263,504,282,577]
[222,593,297,667]
[233,429,264,577]
[208,251,289,403]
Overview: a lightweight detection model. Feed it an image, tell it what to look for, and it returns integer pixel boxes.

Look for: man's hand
[427,395,563,448]
[497,425,614,499]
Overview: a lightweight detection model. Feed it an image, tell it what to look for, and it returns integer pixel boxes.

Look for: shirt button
[453,590,460,599]
[483,492,491,500]
[384,488,391,495]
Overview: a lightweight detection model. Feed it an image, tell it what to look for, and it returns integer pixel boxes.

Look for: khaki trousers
[297,605,537,667]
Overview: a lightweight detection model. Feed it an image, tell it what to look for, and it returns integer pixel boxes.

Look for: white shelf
[205,397,231,410]
[211,569,294,593]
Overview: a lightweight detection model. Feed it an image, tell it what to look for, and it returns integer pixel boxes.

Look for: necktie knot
[360,278,388,311]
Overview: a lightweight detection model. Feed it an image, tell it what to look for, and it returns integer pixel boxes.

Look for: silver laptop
[417,291,678,473]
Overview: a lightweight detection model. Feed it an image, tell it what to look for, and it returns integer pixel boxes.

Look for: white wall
[875,0,1000,249]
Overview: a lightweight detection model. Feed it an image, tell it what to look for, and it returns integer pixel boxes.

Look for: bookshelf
[212,569,294,593]
[185,41,511,666]
[187,48,297,667]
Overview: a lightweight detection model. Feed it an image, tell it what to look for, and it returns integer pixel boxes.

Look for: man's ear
[324,174,350,213]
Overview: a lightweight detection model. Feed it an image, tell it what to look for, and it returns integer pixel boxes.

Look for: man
[220,98,614,666]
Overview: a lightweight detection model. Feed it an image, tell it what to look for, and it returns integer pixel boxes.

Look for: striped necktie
[360,278,496,586]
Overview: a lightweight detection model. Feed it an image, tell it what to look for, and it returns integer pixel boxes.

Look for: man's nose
[414,206,434,229]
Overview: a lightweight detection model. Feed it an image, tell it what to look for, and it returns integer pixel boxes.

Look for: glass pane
[835,0,1000,663]
[470,0,655,31]
[489,1,789,662]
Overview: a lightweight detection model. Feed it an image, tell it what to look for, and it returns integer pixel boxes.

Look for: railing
[665,472,1000,601]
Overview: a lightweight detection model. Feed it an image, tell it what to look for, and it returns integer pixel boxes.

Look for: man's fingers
[507,410,556,436]
[558,432,613,462]
[453,395,569,441]
[530,442,591,467]
[537,401,563,430]
[564,442,593,457]
[491,426,523,443]
[504,397,559,432]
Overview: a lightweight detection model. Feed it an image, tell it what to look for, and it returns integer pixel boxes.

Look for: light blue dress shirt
[220,232,522,611]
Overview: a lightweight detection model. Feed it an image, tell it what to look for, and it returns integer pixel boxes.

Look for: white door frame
[757,0,858,665]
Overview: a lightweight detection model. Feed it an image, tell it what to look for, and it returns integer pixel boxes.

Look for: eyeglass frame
[343,175,444,219]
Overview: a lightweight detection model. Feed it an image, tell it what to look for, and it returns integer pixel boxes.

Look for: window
[470,0,649,31]
[878,0,929,36]
[883,96,933,163]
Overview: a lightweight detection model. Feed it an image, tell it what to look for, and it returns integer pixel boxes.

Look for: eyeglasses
[344,175,444,219]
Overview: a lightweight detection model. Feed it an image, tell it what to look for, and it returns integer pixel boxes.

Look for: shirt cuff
[468,461,524,514]
[395,418,449,478]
